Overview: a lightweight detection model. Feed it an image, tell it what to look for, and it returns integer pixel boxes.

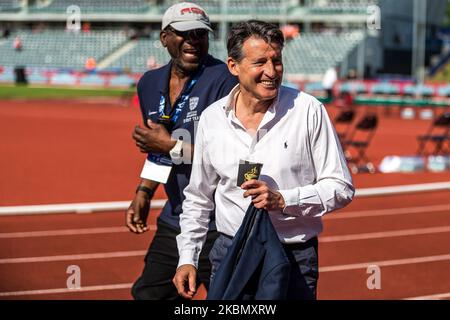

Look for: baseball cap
[162,2,212,32]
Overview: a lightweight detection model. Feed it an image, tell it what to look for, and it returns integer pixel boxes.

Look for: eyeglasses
[165,26,208,39]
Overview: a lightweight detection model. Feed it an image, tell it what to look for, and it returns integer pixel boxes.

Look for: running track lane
[0,192,449,300]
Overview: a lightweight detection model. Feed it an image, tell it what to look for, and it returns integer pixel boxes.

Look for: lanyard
[158,65,204,124]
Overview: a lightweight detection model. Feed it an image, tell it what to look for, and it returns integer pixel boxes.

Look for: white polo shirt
[177,85,354,268]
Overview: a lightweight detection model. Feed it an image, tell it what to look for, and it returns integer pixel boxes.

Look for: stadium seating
[0,30,128,69]
[29,0,150,14]
[0,0,22,12]
[160,0,286,15]
[108,39,170,73]
[307,0,378,15]
[283,32,364,75]
[0,29,362,75]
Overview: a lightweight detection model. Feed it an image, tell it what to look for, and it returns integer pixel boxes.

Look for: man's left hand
[132,119,176,154]
[241,179,285,211]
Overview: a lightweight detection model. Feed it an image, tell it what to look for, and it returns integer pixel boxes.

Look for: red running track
[0,99,449,300]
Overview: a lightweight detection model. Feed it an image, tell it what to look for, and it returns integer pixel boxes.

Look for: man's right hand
[173,264,198,299]
[126,193,150,234]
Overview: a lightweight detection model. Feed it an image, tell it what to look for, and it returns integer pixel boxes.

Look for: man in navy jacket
[126,2,237,300]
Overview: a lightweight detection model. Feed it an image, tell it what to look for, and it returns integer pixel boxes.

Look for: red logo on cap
[180,7,206,17]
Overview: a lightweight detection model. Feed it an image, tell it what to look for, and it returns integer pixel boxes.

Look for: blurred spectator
[82,22,91,33]
[127,28,138,40]
[2,27,10,38]
[13,36,22,51]
[281,24,300,40]
[347,69,357,80]
[322,66,338,100]
[146,55,158,70]
[85,57,96,71]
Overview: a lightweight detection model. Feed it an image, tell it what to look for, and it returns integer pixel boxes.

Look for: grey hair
[227,20,284,62]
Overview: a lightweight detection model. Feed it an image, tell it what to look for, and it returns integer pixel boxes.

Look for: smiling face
[227,36,283,103]
[160,25,209,75]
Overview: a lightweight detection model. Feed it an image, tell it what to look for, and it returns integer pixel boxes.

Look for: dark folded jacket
[207,204,291,300]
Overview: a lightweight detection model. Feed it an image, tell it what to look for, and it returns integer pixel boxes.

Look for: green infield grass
[0,84,134,99]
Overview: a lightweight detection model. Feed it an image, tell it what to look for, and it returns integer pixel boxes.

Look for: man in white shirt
[173,20,354,300]
[322,66,338,101]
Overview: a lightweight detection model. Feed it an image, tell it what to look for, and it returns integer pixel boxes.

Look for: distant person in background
[85,57,96,71]
[280,24,299,41]
[82,22,91,33]
[322,65,338,101]
[346,69,357,80]
[125,2,238,300]
[2,27,10,38]
[13,36,22,51]
[146,55,158,70]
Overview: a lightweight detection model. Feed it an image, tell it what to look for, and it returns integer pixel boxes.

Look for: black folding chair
[333,109,356,144]
[343,113,378,174]
[417,112,450,156]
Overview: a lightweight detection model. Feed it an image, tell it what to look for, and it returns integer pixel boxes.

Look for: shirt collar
[223,84,281,122]
[157,61,172,94]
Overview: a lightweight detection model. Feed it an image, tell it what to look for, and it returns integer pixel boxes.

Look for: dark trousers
[132,218,218,300]
[326,88,334,101]
[209,234,319,300]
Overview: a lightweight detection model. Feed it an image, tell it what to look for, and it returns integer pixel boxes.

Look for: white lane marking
[0,250,147,264]
[325,203,450,220]
[355,181,450,197]
[0,200,166,215]
[0,283,133,297]
[3,255,450,296]
[0,226,156,239]
[404,292,450,300]
[319,225,450,242]
[1,181,448,215]
[0,220,448,243]
[320,253,450,272]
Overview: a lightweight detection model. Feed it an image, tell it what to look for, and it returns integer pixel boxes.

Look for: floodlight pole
[219,0,229,50]
[412,0,427,84]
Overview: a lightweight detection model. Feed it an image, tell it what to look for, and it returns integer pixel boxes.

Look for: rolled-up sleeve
[176,116,220,269]
[278,103,354,217]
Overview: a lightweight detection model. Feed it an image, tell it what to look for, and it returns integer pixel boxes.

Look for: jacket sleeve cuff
[140,159,172,184]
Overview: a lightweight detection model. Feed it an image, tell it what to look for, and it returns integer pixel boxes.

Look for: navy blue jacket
[136,55,238,229]
[207,204,291,300]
